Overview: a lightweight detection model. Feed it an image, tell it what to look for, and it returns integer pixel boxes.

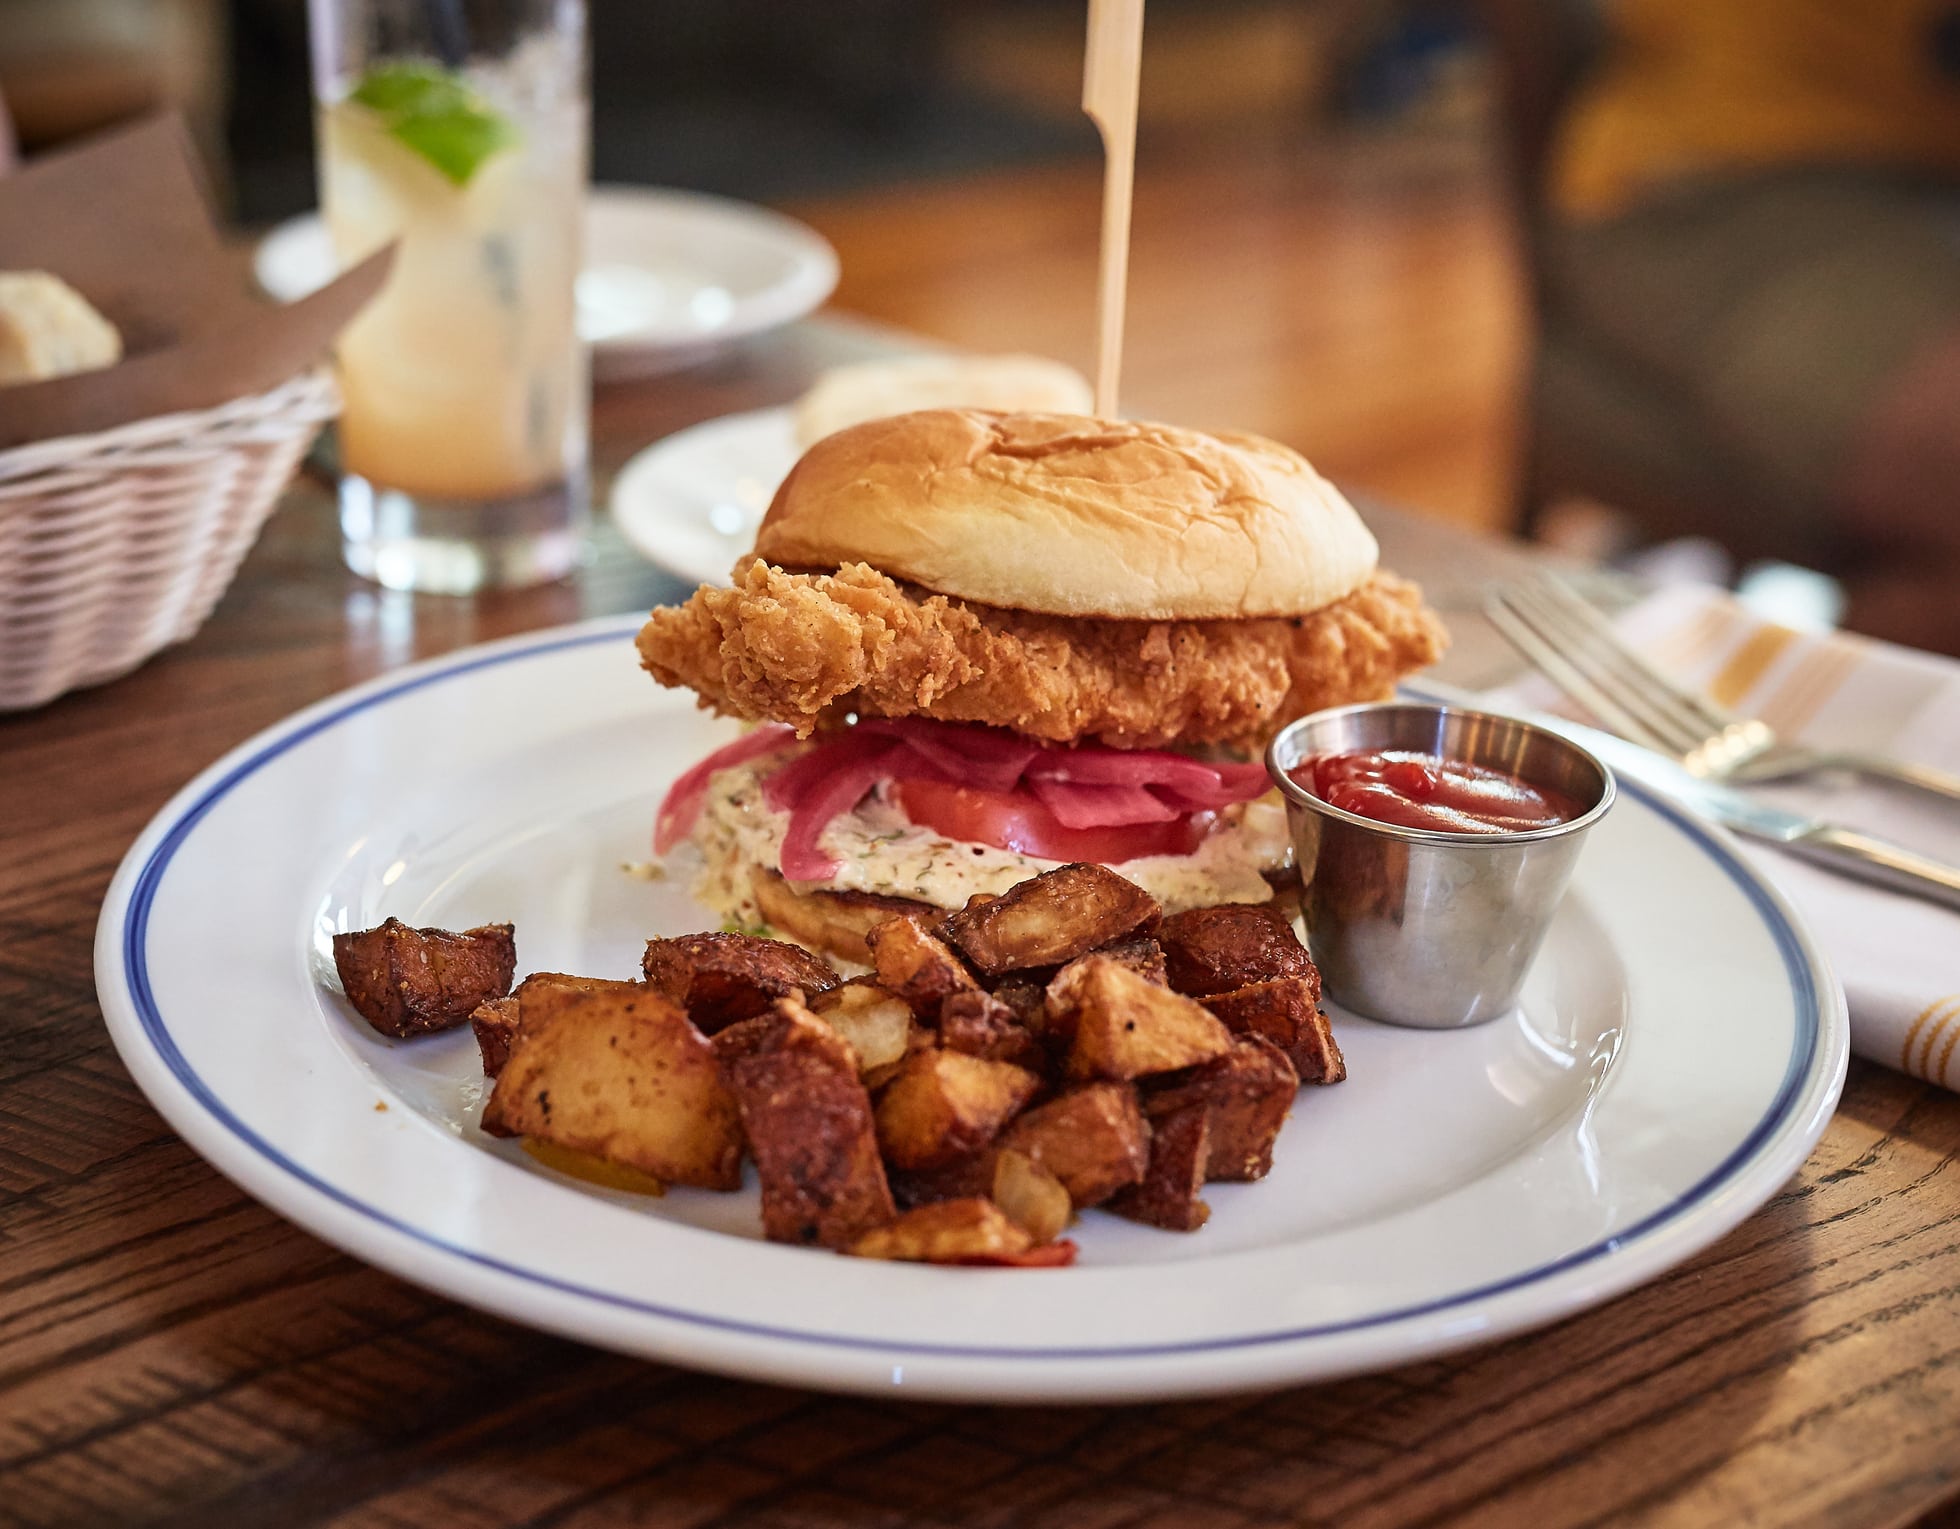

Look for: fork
[1484,574,1960,806]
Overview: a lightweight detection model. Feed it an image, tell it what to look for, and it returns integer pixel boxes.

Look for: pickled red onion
[770,734,907,880]
[653,724,796,854]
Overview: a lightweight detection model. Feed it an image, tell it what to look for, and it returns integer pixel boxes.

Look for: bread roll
[0,272,122,387]
[793,354,1093,448]
[756,408,1379,620]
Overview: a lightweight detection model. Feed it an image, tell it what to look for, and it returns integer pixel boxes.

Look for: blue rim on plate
[98,618,1844,1369]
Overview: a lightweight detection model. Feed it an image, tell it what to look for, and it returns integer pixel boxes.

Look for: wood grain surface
[2,305,1957,1527]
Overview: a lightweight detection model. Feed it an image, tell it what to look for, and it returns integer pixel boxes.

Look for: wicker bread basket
[0,369,338,710]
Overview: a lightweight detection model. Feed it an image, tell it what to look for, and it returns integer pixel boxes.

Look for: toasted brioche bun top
[754,408,1379,620]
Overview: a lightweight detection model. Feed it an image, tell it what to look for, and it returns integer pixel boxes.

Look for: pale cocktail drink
[322,95,580,501]
[309,2,588,592]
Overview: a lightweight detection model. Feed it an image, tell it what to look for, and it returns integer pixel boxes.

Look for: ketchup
[1291,750,1585,834]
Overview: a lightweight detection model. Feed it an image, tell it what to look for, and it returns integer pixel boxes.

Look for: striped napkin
[1500,582,1960,1092]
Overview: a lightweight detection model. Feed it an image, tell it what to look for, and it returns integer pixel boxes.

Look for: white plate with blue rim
[257,186,838,381]
[95,615,1846,1403]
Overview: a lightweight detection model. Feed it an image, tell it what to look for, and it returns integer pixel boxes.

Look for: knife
[1549,717,1960,913]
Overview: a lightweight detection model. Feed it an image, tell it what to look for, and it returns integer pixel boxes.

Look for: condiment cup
[1266,702,1615,1028]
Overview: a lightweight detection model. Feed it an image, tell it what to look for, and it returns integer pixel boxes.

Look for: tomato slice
[893,778,1213,863]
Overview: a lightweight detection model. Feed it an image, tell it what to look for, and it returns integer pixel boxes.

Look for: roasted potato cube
[939,988,1047,1071]
[1289,1006,1346,1086]
[751,870,934,965]
[512,971,636,1002]
[890,1151,998,1209]
[1204,978,1347,1083]
[849,1198,1032,1263]
[866,914,980,1018]
[521,1138,666,1196]
[480,983,743,1190]
[1094,935,1167,985]
[988,976,1048,1026]
[639,942,692,1005]
[508,973,652,1026]
[1108,1102,1211,1231]
[1048,956,1234,1081]
[998,1082,1149,1207]
[808,979,916,1073]
[939,863,1159,975]
[874,1048,1041,1171]
[716,1000,896,1248]
[991,1149,1072,1244]
[1146,1036,1299,1182]
[640,932,839,1033]
[470,997,520,1078]
[332,918,516,1038]
[1157,904,1319,998]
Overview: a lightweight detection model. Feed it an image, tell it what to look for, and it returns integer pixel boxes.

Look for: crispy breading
[636,560,1446,749]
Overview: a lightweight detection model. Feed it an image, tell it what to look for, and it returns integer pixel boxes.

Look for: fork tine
[1500,577,1712,754]
[1484,592,1681,755]
[1527,575,1734,735]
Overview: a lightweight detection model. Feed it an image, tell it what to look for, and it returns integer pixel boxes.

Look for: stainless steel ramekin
[1266,702,1615,1028]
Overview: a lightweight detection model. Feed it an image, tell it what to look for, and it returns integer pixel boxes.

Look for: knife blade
[1546,716,1960,913]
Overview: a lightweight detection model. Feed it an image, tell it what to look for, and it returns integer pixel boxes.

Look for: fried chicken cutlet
[637,559,1446,751]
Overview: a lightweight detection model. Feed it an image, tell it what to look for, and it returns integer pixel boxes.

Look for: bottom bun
[750,870,936,964]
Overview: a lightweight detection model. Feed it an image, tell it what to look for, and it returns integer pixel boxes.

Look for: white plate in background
[609,406,798,586]
[256,186,838,380]
[95,618,1847,1403]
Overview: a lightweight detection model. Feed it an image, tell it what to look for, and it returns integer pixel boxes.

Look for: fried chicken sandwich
[639,408,1447,960]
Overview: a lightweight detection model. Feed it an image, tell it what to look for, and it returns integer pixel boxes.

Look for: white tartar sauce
[687,755,1293,926]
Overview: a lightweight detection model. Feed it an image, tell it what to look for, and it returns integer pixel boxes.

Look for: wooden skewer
[1082,0,1144,419]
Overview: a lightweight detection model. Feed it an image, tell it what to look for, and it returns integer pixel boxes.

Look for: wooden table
[2,316,1956,1529]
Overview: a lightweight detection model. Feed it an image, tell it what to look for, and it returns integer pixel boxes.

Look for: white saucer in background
[255,187,838,381]
[609,406,799,586]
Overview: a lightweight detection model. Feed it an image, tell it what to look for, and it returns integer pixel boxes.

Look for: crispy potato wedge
[991,1149,1072,1244]
[470,997,520,1078]
[332,918,516,1038]
[939,863,1160,975]
[1146,1036,1299,1182]
[849,1197,1033,1263]
[1204,978,1347,1083]
[716,999,896,1247]
[1108,1102,1211,1231]
[938,988,1047,1071]
[874,1048,1041,1172]
[750,869,934,965]
[480,983,743,1190]
[640,931,838,1032]
[1049,956,1234,1082]
[866,914,980,1018]
[1157,904,1319,999]
[998,1082,1149,1207]
[808,979,916,1073]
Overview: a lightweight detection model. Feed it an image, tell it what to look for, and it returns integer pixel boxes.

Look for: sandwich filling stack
[639,407,1447,959]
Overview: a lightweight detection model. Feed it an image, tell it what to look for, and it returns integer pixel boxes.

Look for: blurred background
[6,0,1957,650]
[0,0,1522,530]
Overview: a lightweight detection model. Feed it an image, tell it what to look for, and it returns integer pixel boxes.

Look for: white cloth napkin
[1495,583,1960,1092]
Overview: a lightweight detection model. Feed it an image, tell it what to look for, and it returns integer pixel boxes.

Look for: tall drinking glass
[308,0,589,593]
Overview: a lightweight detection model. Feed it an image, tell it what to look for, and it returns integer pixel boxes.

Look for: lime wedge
[349,60,518,186]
